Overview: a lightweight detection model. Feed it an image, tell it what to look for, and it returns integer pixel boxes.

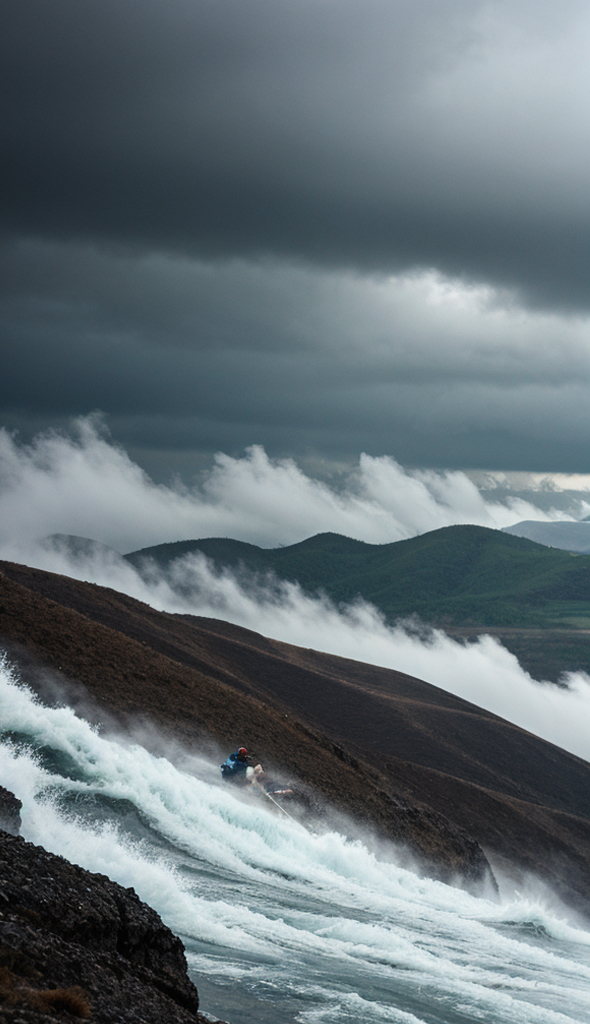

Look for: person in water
[220,747,262,785]
[220,748,293,800]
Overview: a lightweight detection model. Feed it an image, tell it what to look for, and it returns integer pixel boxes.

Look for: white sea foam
[2,658,590,1023]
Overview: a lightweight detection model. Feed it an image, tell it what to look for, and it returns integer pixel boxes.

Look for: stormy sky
[2,0,590,480]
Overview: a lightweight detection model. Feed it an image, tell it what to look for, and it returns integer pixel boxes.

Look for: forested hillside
[126,525,590,629]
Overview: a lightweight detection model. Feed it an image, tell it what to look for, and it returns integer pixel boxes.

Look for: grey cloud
[4,1,590,477]
[4,239,590,380]
[2,0,590,308]
[3,235,590,473]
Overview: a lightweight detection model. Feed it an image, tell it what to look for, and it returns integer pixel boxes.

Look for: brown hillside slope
[2,560,590,913]
[0,564,489,885]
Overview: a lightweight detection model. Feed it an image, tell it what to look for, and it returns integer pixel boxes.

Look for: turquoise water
[1,656,590,1024]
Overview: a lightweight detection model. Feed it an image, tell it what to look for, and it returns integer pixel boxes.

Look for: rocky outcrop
[0,786,21,836]
[0,827,228,1023]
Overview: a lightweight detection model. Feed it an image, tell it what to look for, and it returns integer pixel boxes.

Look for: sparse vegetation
[0,965,91,1017]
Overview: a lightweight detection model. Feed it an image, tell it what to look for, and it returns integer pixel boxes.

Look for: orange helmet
[237,747,248,756]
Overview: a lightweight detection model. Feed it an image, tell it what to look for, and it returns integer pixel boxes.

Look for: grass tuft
[0,966,91,1017]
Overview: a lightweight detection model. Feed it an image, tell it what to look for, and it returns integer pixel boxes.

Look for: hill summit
[126,524,590,628]
[125,525,590,680]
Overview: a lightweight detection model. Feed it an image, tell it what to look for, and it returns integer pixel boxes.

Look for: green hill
[125,525,590,630]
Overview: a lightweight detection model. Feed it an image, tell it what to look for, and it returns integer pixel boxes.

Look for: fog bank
[2,419,590,764]
[0,418,572,556]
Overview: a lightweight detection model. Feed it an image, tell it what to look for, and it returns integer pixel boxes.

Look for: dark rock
[0,830,229,1024]
[0,786,21,836]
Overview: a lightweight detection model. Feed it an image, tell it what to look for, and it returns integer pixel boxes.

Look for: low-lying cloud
[19,536,590,765]
[159,555,590,764]
[0,417,574,557]
[1,419,590,763]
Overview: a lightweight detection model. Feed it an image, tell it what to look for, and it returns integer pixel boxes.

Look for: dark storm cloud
[2,236,590,473]
[3,0,590,477]
[2,0,590,308]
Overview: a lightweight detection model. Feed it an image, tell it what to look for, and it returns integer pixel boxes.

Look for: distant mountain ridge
[503,519,590,553]
[124,526,590,680]
[126,525,590,630]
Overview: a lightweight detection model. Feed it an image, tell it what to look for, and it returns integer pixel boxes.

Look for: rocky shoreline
[0,815,228,1024]
[0,786,21,837]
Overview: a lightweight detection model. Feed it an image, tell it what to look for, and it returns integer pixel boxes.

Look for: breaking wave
[2,657,590,1024]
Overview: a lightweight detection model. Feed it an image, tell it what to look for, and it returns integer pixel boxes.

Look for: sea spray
[1,657,590,1023]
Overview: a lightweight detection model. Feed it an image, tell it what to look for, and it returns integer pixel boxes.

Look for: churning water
[2,656,590,1024]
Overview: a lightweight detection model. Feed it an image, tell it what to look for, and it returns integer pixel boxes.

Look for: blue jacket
[220,752,249,780]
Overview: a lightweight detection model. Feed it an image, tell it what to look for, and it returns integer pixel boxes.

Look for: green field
[125,525,590,679]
